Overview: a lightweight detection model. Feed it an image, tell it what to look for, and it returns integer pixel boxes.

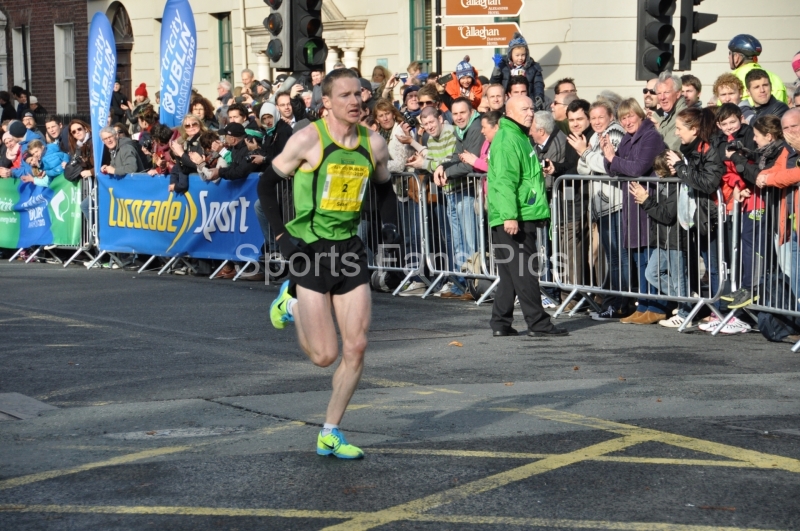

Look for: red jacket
[762,147,800,245]
[444,70,483,110]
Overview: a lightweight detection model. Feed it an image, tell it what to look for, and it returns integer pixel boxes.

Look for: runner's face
[326,78,362,125]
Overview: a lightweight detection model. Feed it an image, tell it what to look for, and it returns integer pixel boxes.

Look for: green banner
[0,175,81,249]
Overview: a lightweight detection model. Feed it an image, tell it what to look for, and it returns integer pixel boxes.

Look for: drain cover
[0,393,58,420]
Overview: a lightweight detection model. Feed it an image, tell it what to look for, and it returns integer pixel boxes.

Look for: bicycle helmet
[728,34,762,58]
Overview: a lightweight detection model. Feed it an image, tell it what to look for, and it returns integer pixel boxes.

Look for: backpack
[461,251,493,300]
[756,273,800,342]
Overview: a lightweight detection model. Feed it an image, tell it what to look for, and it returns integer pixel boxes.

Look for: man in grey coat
[99,127,143,176]
[654,71,687,151]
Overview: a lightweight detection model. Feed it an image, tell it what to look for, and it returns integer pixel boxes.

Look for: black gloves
[381,223,401,245]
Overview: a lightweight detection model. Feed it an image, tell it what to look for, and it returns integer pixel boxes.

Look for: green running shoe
[270,280,294,329]
[317,428,364,459]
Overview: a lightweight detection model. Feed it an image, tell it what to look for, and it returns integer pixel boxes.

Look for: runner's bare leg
[293,283,371,425]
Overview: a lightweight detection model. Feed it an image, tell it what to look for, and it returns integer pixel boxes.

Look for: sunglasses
[642,88,656,95]
[184,122,200,128]
[70,127,84,134]
[419,100,436,107]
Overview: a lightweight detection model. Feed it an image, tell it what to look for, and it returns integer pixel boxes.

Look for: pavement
[1,260,800,530]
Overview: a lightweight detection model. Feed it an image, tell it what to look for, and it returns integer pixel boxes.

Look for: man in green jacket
[487,96,568,338]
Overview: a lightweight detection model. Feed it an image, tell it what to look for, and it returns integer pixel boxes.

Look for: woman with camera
[168,115,208,193]
[374,98,416,174]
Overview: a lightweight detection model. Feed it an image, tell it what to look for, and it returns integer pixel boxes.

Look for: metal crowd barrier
[62,177,98,267]
[712,183,800,351]
[551,175,726,331]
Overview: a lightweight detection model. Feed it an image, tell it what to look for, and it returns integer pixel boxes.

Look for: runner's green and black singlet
[285,119,375,243]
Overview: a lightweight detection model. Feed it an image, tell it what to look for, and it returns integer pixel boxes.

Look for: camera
[68,155,84,168]
[246,152,260,162]
[727,140,755,160]
[402,111,419,129]
[140,137,153,152]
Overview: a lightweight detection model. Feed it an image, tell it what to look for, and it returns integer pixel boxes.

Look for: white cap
[29,96,38,104]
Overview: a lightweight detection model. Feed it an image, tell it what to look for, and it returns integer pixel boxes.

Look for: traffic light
[291,0,327,72]
[265,0,291,70]
[678,0,718,70]
[635,0,676,81]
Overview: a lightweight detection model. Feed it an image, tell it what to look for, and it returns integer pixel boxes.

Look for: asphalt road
[1,260,800,531]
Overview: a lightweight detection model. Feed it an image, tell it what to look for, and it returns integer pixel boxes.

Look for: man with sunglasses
[642,78,659,115]
[550,92,577,135]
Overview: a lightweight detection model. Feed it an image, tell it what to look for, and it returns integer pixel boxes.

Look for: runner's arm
[368,131,400,242]
[257,126,319,241]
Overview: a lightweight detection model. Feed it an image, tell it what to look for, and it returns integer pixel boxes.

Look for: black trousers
[491,222,553,333]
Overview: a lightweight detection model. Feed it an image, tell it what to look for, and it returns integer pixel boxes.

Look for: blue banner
[88,12,116,177]
[159,0,197,128]
[96,173,263,261]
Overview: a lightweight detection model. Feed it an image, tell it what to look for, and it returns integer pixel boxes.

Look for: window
[11,26,31,89]
[217,14,233,82]
[54,24,77,114]
[409,0,432,72]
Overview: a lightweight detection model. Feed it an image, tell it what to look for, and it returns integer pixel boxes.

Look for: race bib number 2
[320,164,369,212]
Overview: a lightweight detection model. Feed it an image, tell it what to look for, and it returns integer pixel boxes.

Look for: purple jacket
[604,119,666,249]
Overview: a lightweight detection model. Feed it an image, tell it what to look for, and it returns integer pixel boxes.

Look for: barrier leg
[792,339,800,353]
[179,258,198,276]
[710,309,737,336]
[158,256,178,276]
[86,250,107,269]
[553,288,579,319]
[232,261,256,281]
[63,247,94,268]
[8,248,23,262]
[44,248,63,264]
[421,272,446,299]
[25,247,43,263]
[391,270,418,297]
[476,278,500,306]
[137,255,158,274]
[210,260,229,280]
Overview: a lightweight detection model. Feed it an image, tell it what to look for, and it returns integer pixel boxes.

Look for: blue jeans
[700,235,720,308]
[444,190,477,285]
[631,247,667,314]
[740,212,767,289]
[791,231,800,303]
[646,248,690,317]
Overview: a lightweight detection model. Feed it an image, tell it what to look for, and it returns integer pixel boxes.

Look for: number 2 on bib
[321,163,369,212]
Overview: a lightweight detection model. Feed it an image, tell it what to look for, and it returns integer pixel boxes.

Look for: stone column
[326,47,341,73]
[256,51,270,81]
[342,47,360,70]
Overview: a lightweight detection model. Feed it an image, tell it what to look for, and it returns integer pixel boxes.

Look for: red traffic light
[264,0,282,8]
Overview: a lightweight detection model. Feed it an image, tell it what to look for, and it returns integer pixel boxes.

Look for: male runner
[257,68,398,459]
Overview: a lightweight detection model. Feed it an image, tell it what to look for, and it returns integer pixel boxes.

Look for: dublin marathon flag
[88,12,116,177]
[0,176,82,249]
[159,0,197,128]
[96,173,263,261]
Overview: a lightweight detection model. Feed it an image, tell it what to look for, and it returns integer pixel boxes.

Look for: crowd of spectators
[2,32,800,342]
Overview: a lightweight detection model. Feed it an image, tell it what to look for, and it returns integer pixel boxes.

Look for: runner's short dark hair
[322,68,359,98]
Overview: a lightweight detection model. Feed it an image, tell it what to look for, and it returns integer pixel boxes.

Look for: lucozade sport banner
[96,174,263,261]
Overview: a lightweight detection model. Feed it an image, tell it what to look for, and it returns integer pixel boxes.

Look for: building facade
[1,0,797,112]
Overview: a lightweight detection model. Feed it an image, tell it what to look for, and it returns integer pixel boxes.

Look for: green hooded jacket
[487,116,549,227]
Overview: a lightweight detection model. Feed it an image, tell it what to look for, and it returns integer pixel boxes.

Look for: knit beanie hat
[260,102,277,118]
[506,32,528,55]
[135,83,148,98]
[455,56,474,80]
[792,51,800,73]
[9,120,27,139]
[403,85,420,102]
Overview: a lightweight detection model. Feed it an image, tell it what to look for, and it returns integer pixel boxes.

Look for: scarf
[379,126,392,143]
[76,131,91,148]
[3,133,20,160]
[756,139,785,170]
[677,138,700,230]
[455,110,479,141]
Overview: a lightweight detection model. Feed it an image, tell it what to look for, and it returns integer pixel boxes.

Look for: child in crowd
[443,56,483,110]
[631,151,691,328]
[12,139,50,186]
[489,32,545,110]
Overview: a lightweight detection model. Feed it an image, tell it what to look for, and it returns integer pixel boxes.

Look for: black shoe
[492,327,519,337]
[729,289,757,309]
[528,326,569,337]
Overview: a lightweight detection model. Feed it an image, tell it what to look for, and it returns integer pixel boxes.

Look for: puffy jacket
[41,143,70,177]
[487,116,549,227]
[761,146,800,245]
[673,139,724,236]
[11,153,48,186]
[713,125,758,213]
[444,71,483,110]
[489,56,545,110]
[753,96,789,120]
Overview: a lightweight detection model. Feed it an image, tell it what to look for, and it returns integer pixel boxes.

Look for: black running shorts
[288,236,371,296]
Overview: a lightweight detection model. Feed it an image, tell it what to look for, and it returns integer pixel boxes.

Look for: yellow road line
[528,408,800,473]
[370,448,759,468]
[0,447,191,490]
[361,377,416,388]
[0,504,781,531]
[321,434,651,531]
